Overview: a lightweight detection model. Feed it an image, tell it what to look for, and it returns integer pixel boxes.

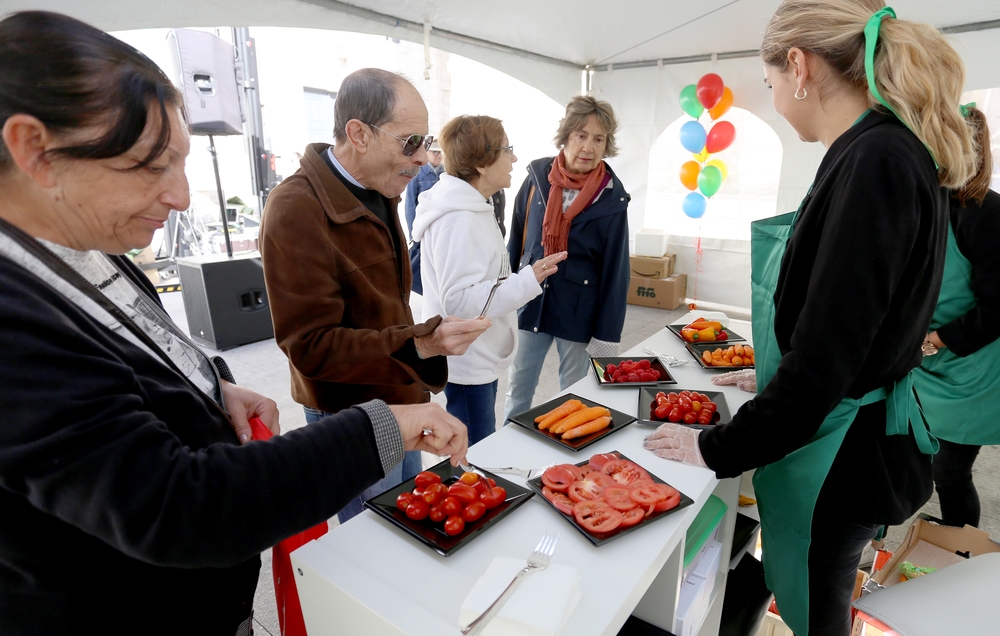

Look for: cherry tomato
[443,515,465,536]
[679,397,693,413]
[679,391,692,398]
[405,499,430,521]
[603,486,639,511]
[654,403,671,421]
[462,501,487,522]
[540,465,578,492]
[414,471,442,489]
[691,401,702,413]
[458,472,480,487]
[698,412,714,425]
[411,486,425,497]
[620,507,645,527]
[428,502,447,523]
[422,482,448,506]
[637,359,651,369]
[667,393,680,404]
[542,486,575,515]
[668,408,682,423]
[574,501,622,534]
[448,482,478,505]
[480,486,507,510]
[702,401,717,413]
[683,412,698,425]
[655,391,667,401]
[396,492,414,511]
[441,495,462,517]
[472,477,497,495]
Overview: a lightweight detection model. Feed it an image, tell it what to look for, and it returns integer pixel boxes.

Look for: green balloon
[679,84,704,119]
[698,165,723,197]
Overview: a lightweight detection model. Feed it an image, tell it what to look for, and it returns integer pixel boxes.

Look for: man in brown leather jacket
[260,68,489,523]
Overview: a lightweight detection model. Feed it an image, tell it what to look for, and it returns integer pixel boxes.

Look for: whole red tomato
[422,483,448,506]
[414,471,442,489]
[668,408,682,423]
[462,501,486,522]
[480,486,507,510]
[441,495,462,517]
[428,502,447,523]
[654,403,671,421]
[405,499,430,521]
[396,492,414,511]
[683,412,698,425]
[443,515,465,536]
[448,482,478,505]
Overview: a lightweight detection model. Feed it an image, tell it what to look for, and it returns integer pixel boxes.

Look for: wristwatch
[921,337,940,356]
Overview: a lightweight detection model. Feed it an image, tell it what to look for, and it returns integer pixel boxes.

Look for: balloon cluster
[677,74,736,218]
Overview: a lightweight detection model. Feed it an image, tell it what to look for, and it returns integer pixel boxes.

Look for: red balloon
[696,74,725,109]
[706,121,736,153]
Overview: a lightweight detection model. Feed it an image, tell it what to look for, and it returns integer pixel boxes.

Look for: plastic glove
[711,369,757,393]
[586,338,619,357]
[643,422,707,468]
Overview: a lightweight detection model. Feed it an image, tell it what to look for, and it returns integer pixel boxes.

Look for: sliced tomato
[574,501,622,534]
[620,507,645,527]
[651,484,681,512]
[602,460,651,486]
[629,481,667,506]
[603,486,639,511]
[542,486,575,515]
[567,474,611,503]
[587,452,620,472]
[540,464,579,492]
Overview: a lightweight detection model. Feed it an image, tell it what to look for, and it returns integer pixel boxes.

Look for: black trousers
[932,438,982,527]
[803,512,880,636]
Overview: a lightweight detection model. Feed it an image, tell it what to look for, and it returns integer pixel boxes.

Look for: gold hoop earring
[794,87,808,100]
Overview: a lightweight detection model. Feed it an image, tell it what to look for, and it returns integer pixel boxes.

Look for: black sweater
[937,189,1000,355]
[0,254,386,634]
[699,111,948,524]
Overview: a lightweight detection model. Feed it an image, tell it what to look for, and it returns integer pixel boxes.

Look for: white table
[293,321,755,636]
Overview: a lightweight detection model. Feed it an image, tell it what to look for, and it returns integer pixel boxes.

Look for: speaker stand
[207,134,234,258]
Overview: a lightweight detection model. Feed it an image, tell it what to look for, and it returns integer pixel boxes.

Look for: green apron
[913,225,1000,445]
[748,209,937,635]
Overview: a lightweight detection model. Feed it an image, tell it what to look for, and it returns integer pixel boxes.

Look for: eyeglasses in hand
[367,123,434,157]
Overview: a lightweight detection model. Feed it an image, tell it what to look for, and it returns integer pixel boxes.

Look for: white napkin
[458,557,581,636]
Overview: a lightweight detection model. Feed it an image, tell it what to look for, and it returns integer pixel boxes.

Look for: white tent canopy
[4,0,1000,309]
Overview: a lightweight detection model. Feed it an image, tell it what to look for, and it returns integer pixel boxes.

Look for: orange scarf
[542,152,607,256]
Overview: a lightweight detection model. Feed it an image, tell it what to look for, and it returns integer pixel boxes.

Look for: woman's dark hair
[954,107,993,207]
[0,11,182,172]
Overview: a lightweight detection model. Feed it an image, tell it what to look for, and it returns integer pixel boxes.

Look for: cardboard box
[627,274,687,310]
[633,228,669,257]
[629,254,674,279]
[871,518,1000,589]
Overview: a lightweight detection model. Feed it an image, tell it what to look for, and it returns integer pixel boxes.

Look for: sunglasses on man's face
[368,123,435,157]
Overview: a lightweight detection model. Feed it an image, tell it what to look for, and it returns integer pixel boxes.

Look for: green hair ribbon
[959,102,976,118]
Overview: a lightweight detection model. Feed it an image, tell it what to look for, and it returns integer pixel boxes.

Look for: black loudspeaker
[177,253,273,350]
[166,28,244,136]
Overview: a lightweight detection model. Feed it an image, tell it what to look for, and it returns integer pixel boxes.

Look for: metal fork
[478,463,555,480]
[643,346,691,368]
[461,531,560,635]
[477,253,511,319]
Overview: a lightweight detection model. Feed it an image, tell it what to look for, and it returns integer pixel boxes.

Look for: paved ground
[158,292,1000,635]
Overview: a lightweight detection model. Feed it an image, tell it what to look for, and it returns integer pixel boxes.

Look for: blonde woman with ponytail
[645,2,977,634]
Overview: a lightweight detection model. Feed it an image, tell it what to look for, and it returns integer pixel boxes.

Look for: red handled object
[249,417,329,636]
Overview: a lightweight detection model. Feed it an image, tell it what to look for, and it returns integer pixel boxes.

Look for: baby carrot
[537,400,584,430]
[561,416,612,440]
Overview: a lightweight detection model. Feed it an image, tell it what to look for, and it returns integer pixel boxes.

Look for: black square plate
[363,460,533,557]
[524,451,694,546]
[590,357,677,387]
[635,387,733,431]
[666,322,746,343]
[507,393,637,452]
[685,342,755,370]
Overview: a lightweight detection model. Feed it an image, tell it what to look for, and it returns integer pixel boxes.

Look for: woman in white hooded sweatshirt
[412,116,567,444]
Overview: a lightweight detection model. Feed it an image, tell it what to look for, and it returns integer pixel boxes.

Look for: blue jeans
[303,406,422,524]
[445,380,498,446]
[503,330,591,421]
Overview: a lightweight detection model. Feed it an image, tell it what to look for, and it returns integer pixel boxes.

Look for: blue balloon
[683,192,707,218]
[679,121,707,154]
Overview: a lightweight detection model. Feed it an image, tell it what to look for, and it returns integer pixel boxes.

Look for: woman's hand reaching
[531,251,568,283]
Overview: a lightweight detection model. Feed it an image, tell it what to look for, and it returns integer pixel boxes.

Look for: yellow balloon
[709,87,734,120]
[705,159,728,182]
[692,148,709,163]
[679,161,700,191]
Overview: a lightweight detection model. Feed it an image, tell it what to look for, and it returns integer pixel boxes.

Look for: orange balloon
[709,87,734,120]
[679,161,701,191]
